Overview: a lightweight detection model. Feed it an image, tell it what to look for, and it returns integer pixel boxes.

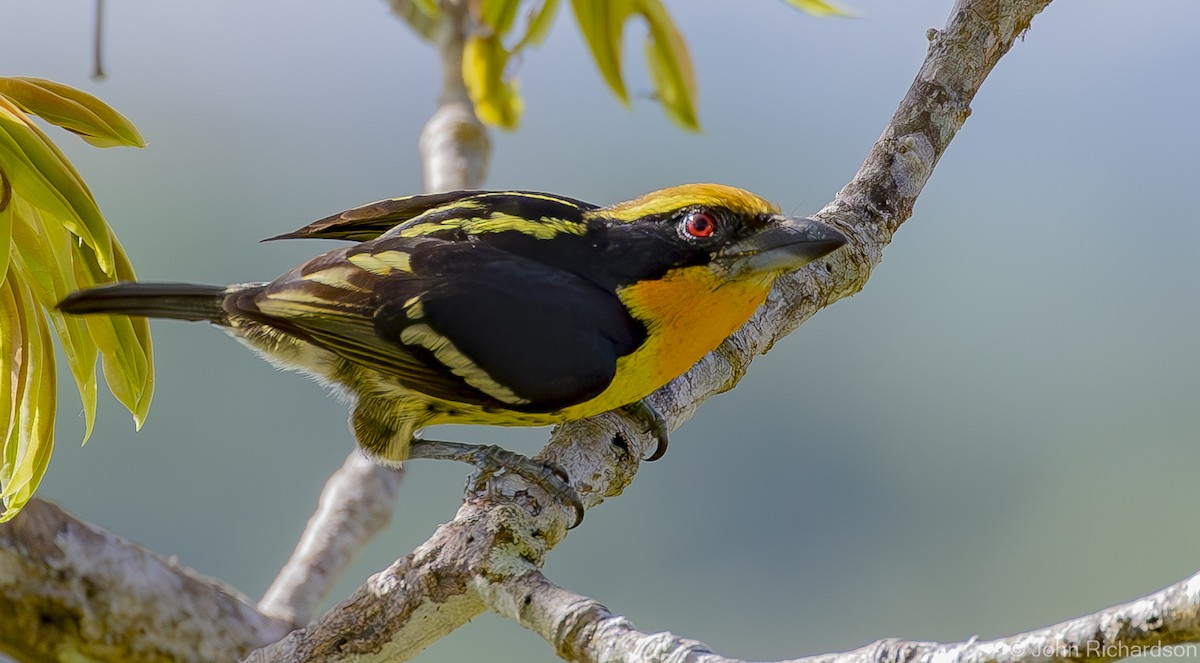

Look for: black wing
[266,190,598,242]
[237,237,644,411]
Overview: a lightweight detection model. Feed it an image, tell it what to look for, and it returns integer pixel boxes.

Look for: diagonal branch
[480,566,1200,663]
[246,0,1058,661]
[258,453,404,626]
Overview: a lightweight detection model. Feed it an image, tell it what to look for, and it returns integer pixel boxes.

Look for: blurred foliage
[391,0,849,131]
[0,76,152,521]
[782,0,853,17]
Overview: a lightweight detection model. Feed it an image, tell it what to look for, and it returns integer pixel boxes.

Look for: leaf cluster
[0,77,152,521]
[392,0,849,131]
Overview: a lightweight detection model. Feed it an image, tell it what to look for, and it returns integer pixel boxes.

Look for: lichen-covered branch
[483,568,1200,663]
[0,500,291,662]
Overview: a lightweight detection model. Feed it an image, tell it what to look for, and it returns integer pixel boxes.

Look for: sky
[4,1,1200,661]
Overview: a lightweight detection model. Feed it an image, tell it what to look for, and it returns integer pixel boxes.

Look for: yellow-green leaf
[0,175,11,286]
[780,0,853,17]
[0,269,55,521]
[71,235,153,428]
[636,0,698,131]
[0,97,114,274]
[570,0,634,105]
[481,0,523,35]
[0,76,146,148]
[511,0,561,53]
[0,79,151,520]
[463,34,525,129]
[109,238,154,425]
[10,199,100,440]
[0,270,22,465]
[411,0,441,20]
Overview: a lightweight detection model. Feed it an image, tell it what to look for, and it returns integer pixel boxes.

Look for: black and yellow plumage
[60,184,846,509]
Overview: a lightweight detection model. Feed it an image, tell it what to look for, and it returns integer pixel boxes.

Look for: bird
[59,184,847,524]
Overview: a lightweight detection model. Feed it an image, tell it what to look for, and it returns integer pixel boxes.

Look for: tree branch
[258,453,404,626]
[0,500,291,662]
[418,0,491,193]
[481,567,1200,663]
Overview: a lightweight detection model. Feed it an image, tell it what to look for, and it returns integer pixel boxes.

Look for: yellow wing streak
[398,324,532,405]
[258,291,350,313]
[399,213,586,240]
[371,250,412,272]
[466,214,587,239]
[347,253,399,275]
[301,266,369,291]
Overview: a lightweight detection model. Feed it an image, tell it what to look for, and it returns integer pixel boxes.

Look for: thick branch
[247,0,1057,661]
[0,500,291,663]
[478,567,1200,663]
[244,503,548,663]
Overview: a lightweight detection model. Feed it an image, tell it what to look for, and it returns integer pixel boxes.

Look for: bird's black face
[596,204,846,288]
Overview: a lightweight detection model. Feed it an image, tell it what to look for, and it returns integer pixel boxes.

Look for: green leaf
[0,270,22,469]
[570,0,633,105]
[10,199,99,440]
[636,0,698,131]
[109,239,154,425]
[481,0,523,35]
[72,235,154,428]
[0,97,115,274]
[410,0,441,20]
[0,77,146,148]
[463,34,525,129]
[0,268,55,522]
[570,0,697,128]
[0,176,11,287]
[780,0,854,17]
[0,79,151,521]
[511,0,561,52]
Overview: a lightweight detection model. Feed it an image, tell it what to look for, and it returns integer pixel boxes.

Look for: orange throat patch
[561,265,773,419]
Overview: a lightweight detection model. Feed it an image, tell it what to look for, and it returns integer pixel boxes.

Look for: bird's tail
[58,282,229,323]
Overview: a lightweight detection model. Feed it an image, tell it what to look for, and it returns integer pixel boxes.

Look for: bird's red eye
[682,212,716,239]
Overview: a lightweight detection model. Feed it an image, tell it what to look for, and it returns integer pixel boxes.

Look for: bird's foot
[406,438,584,528]
[619,399,670,461]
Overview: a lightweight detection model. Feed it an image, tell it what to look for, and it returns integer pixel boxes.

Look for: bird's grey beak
[721,215,847,277]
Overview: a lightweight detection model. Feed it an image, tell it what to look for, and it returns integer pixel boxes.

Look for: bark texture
[0,500,290,662]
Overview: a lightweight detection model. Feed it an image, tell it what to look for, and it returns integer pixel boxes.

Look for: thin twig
[92,0,106,80]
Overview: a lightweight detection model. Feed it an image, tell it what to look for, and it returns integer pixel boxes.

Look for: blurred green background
[4,0,1200,661]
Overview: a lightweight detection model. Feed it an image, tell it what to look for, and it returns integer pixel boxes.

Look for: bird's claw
[619,399,670,461]
[409,438,584,528]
